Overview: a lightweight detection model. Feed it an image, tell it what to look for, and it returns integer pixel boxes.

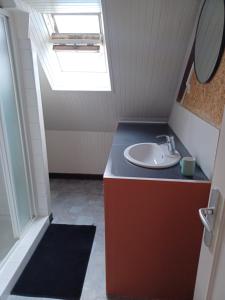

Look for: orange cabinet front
[104,178,210,300]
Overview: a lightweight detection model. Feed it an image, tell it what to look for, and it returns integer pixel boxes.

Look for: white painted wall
[169,102,219,179]
[46,130,113,174]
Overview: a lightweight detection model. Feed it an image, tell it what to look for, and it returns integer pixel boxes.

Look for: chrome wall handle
[199,207,214,232]
[198,188,220,247]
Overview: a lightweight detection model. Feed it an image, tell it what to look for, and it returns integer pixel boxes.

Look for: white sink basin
[124,143,181,169]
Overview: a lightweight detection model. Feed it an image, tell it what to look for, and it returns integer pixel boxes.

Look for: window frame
[47,13,103,52]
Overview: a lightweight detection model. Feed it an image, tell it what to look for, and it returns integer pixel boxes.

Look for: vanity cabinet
[104,122,211,300]
[104,178,210,300]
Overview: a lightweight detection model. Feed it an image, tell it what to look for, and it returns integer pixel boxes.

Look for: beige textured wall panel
[182,52,225,128]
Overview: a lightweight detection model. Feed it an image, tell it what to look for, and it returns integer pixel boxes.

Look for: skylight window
[54,14,100,34]
[56,49,107,72]
[43,2,111,91]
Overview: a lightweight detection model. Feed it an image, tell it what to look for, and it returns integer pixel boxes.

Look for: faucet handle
[156,135,171,142]
[156,135,176,154]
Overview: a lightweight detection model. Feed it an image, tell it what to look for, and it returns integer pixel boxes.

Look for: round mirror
[194,0,225,83]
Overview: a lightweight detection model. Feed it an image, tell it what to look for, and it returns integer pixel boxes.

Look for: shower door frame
[0,115,20,239]
[0,10,36,240]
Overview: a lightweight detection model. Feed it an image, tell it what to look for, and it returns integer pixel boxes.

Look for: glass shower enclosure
[0,13,33,265]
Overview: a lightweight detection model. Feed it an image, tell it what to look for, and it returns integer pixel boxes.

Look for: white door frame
[4,9,38,218]
[194,109,225,300]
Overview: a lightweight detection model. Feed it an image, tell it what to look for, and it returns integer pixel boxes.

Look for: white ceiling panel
[22,0,100,13]
[20,0,201,132]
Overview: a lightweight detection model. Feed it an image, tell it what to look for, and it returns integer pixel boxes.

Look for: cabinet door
[104,178,210,300]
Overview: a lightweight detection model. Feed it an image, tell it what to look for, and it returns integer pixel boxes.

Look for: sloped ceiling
[22,0,100,13]
[34,0,200,132]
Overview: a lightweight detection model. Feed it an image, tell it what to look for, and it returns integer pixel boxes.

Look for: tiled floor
[8,178,123,300]
[51,178,107,300]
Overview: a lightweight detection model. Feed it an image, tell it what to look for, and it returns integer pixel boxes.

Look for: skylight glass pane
[54,14,100,33]
[56,50,107,72]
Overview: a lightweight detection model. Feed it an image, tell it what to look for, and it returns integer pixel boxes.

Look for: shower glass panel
[0,15,32,233]
[0,158,16,264]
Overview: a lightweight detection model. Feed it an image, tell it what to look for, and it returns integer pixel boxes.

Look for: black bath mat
[12,224,96,300]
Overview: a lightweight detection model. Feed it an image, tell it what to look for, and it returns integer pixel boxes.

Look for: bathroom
[0,0,225,299]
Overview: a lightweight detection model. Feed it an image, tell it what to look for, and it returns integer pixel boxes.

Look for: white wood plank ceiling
[22,0,100,13]
[21,0,201,132]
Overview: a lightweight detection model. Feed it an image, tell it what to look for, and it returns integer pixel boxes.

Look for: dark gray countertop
[104,122,209,181]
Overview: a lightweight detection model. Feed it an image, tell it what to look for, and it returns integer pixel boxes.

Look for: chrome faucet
[156,135,176,155]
